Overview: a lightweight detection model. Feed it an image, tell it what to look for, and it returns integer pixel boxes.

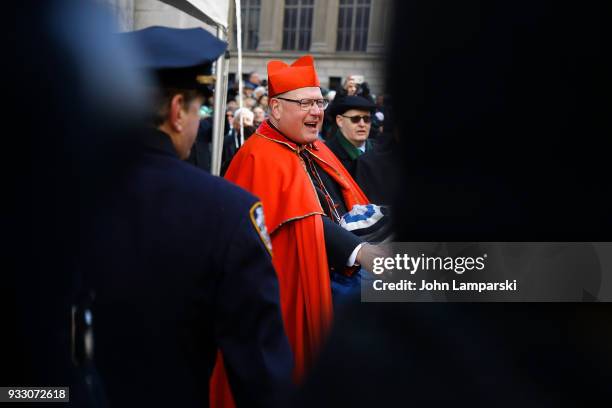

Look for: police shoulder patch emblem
[249,202,272,256]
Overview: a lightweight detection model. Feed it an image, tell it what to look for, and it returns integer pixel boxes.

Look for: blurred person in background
[371,94,386,138]
[375,94,384,110]
[222,107,255,174]
[242,96,257,110]
[246,71,262,89]
[356,81,375,104]
[256,92,269,110]
[240,82,257,110]
[340,75,359,96]
[253,85,267,101]
[224,100,238,134]
[242,82,256,99]
[253,105,266,127]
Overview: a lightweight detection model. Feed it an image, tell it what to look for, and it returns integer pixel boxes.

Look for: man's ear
[336,114,344,129]
[269,98,282,121]
[169,93,185,133]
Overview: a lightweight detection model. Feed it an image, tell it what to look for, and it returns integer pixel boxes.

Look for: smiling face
[269,86,323,144]
[336,108,372,148]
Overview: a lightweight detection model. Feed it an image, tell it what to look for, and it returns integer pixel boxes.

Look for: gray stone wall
[105,0,391,94]
[229,52,386,96]
[229,0,391,95]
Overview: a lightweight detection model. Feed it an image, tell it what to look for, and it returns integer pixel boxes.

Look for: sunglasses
[341,114,372,124]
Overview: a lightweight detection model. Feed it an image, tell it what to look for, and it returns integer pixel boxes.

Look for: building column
[257,0,285,51]
[310,0,339,53]
[366,0,389,53]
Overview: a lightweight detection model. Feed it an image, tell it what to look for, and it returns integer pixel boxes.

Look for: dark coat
[325,132,359,178]
[221,126,256,176]
[325,132,396,204]
[85,130,293,407]
[353,132,399,205]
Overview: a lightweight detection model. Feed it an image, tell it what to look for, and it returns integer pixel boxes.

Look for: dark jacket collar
[334,128,371,160]
[143,128,179,158]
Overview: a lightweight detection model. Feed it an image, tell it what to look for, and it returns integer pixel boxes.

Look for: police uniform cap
[121,26,227,93]
[327,95,377,118]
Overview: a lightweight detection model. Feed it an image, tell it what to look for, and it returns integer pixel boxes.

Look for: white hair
[253,86,267,99]
[233,108,254,128]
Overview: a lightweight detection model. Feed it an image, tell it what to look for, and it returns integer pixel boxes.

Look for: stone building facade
[105,0,392,95]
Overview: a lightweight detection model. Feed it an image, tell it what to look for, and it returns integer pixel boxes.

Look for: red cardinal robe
[210,120,368,407]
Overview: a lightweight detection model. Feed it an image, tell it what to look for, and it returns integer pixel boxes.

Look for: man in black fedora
[325,95,397,204]
[325,95,377,179]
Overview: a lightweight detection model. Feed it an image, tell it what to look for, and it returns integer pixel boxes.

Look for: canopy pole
[211,25,229,176]
[235,0,244,145]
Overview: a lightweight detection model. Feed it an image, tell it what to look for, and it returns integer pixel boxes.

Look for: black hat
[327,95,376,118]
[121,26,227,92]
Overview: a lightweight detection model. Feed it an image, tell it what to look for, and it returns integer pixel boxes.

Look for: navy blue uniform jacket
[86,130,293,407]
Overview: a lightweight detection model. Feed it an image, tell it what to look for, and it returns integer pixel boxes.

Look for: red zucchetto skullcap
[267,55,320,97]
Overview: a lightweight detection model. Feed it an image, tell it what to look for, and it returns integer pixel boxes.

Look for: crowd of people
[190,70,391,191]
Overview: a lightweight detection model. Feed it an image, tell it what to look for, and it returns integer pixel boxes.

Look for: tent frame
[210,26,229,176]
[159,0,233,175]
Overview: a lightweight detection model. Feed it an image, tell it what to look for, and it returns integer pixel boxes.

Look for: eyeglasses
[341,114,372,124]
[275,97,329,111]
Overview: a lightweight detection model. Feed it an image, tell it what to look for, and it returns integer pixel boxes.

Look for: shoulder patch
[249,202,273,256]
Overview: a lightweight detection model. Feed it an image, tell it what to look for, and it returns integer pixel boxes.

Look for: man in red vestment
[211,55,384,408]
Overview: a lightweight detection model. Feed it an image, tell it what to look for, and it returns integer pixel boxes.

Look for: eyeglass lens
[299,99,328,110]
[346,115,371,123]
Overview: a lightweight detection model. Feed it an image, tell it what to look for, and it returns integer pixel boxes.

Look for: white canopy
[159,0,236,175]
[159,0,230,29]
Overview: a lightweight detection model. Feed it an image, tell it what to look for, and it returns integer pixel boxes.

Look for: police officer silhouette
[85,26,293,407]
